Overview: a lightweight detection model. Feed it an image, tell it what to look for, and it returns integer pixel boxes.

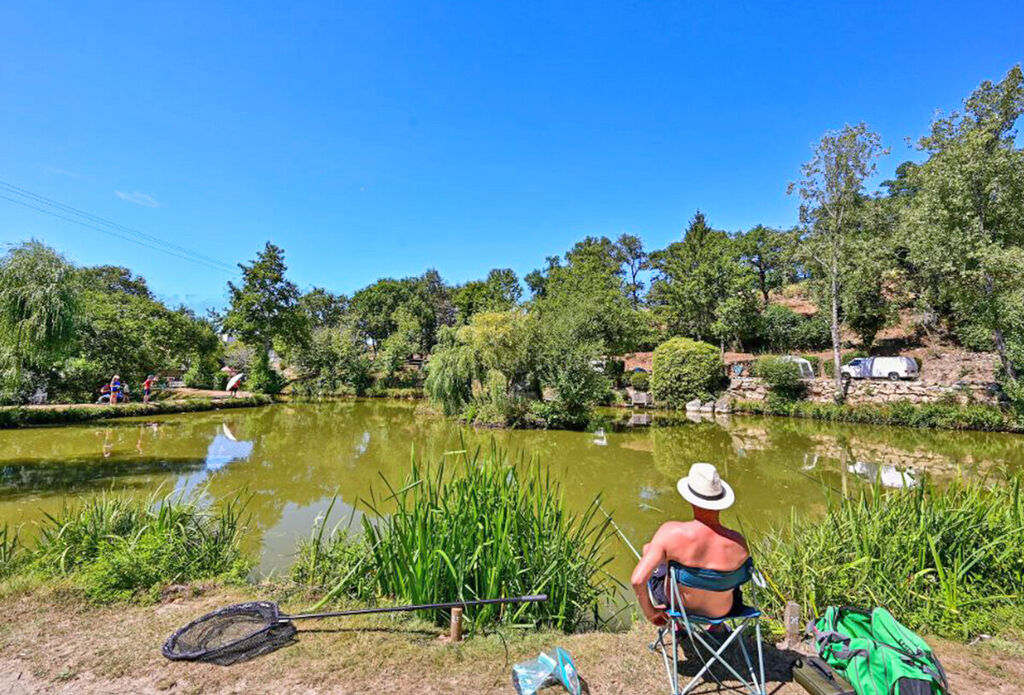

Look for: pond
[2,400,1022,583]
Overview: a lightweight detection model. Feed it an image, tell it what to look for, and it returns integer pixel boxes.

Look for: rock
[699,400,715,413]
[715,397,732,414]
[685,398,702,412]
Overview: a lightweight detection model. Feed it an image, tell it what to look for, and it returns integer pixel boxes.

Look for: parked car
[841,356,919,381]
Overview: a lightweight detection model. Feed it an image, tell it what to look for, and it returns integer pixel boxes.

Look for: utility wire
[0,192,231,273]
[0,179,236,273]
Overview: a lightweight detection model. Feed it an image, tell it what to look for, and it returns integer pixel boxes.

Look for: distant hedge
[629,371,650,392]
[650,338,723,408]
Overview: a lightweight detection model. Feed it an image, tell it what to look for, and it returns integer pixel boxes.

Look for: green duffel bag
[807,606,949,695]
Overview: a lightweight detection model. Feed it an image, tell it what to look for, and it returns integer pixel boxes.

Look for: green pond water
[2,400,1022,583]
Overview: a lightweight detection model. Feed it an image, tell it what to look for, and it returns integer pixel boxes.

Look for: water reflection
[0,401,1020,582]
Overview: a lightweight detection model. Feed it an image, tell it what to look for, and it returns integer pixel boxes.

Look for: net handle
[285,594,548,621]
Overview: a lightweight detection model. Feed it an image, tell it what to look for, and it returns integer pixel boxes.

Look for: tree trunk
[994,327,1018,381]
[830,251,844,403]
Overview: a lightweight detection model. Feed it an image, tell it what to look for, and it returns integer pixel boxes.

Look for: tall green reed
[294,443,617,631]
[757,472,1024,638]
[0,523,20,578]
[31,491,252,602]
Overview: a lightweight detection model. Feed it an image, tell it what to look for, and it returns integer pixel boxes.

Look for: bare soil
[1,587,1021,694]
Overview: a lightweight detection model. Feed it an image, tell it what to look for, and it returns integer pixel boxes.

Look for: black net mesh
[162,602,297,665]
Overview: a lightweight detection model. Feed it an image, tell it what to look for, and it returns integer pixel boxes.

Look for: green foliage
[29,493,251,603]
[754,356,807,402]
[649,212,751,343]
[293,325,374,397]
[451,268,522,322]
[735,225,796,306]
[903,66,1024,381]
[224,242,307,361]
[183,353,218,389]
[733,398,1015,432]
[792,315,832,350]
[629,370,650,392]
[247,350,285,395]
[758,474,1024,638]
[424,326,477,416]
[292,447,616,631]
[650,337,724,408]
[0,524,21,579]
[760,305,803,352]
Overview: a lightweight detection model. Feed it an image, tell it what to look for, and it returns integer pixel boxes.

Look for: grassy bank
[0,394,274,429]
[0,493,251,602]
[758,472,1024,639]
[733,397,1022,433]
[292,445,617,631]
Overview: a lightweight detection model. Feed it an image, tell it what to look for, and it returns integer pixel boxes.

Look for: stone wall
[726,376,1003,406]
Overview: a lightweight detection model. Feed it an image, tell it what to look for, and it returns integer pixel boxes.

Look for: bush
[183,354,217,389]
[247,351,285,395]
[758,473,1024,639]
[30,493,251,602]
[760,305,802,352]
[629,370,650,392]
[754,356,806,402]
[650,338,724,408]
[292,447,616,631]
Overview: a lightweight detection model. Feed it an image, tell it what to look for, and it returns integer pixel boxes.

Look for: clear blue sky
[1,2,1022,311]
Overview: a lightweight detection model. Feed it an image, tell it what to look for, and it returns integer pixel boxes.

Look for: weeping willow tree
[0,241,79,399]
[423,325,478,415]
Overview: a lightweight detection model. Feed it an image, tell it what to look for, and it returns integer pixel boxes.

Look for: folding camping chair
[649,557,766,695]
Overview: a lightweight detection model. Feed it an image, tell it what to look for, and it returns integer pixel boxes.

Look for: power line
[0,193,231,272]
[0,179,237,273]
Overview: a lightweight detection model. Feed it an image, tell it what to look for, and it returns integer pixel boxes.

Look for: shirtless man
[631,462,749,625]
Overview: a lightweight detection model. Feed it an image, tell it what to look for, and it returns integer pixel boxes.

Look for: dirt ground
[1,587,1022,695]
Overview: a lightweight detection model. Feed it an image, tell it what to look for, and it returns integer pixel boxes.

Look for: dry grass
[1,584,1023,694]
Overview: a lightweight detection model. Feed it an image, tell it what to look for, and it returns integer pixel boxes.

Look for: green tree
[299,287,348,329]
[0,242,79,399]
[790,123,888,399]
[224,242,307,363]
[903,65,1024,383]
[649,212,752,343]
[451,268,522,321]
[614,233,648,308]
[735,225,794,307]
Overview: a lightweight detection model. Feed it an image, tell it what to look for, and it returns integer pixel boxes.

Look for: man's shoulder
[655,520,702,539]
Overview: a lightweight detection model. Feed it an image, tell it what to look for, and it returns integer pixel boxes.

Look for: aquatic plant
[293,444,617,631]
[733,398,1018,432]
[0,524,21,578]
[31,492,251,602]
[757,472,1024,639]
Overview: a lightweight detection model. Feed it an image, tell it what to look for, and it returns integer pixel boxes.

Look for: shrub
[758,473,1024,639]
[247,351,285,395]
[292,446,616,631]
[754,356,806,402]
[30,494,251,602]
[650,338,724,408]
[760,305,803,352]
[183,354,217,389]
[792,316,832,350]
[630,370,650,392]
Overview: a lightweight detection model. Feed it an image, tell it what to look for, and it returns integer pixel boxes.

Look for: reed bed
[28,492,251,602]
[293,445,617,631]
[733,398,1019,432]
[757,472,1024,638]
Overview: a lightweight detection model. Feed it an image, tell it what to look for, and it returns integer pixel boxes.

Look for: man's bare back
[631,463,748,624]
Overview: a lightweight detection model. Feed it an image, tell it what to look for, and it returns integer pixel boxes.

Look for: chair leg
[755,619,766,695]
[681,625,757,695]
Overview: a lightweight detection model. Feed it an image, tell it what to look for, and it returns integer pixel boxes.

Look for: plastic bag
[511,647,581,695]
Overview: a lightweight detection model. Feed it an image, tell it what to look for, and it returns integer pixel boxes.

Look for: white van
[841,356,919,381]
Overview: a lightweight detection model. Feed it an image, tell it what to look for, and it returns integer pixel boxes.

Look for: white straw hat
[677,462,735,511]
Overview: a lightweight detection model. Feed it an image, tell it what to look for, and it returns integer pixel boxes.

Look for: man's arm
[631,530,668,625]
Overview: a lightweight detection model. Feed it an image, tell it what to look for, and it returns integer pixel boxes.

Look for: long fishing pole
[598,503,642,561]
[287,594,547,621]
